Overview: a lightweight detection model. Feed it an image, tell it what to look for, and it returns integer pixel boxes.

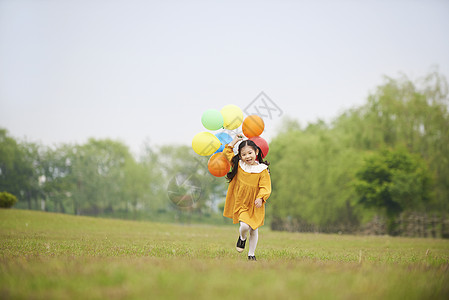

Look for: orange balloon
[207,153,231,177]
[242,115,265,138]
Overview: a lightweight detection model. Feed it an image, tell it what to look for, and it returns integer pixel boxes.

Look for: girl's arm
[256,169,272,204]
[222,134,243,162]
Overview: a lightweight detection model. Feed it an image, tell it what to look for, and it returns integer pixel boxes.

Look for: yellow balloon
[192,132,221,156]
[220,104,243,130]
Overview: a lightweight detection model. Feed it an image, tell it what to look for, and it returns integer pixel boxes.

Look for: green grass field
[1,209,448,299]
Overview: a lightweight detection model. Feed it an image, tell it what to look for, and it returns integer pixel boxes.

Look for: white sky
[1,0,448,155]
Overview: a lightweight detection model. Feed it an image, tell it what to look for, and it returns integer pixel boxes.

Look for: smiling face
[239,145,259,165]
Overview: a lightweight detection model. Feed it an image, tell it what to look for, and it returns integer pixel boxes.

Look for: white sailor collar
[239,160,268,173]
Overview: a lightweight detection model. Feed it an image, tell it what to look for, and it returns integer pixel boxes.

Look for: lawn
[1,209,448,299]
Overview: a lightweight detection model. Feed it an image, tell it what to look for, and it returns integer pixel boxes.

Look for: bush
[0,192,18,208]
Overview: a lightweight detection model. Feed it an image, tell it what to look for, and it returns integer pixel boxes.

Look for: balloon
[208,153,231,177]
[242,115,265,138]
[220,104,243,130]
[201,109,224,131]
[250,136,269,158]
[192,132,221,156]
[214,132,233,153]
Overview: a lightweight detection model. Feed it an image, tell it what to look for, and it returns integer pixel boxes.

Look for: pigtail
[256,146,270,168]
[226,155,240,182]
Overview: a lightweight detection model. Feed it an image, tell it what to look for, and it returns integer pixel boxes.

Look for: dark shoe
[236,237,246,253]
[248,255,257,261]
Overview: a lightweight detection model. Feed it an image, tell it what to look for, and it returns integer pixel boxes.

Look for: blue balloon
[215,145,225,153]
[214,132,233,153]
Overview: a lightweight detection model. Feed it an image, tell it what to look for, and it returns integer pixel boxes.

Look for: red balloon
[208,153,231,177]
[250,136,269,158]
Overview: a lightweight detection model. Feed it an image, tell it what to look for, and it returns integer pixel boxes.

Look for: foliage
[0,129,226,220]
[354,148,432,234]
[0,129,36,204]
[334,71,449,211]
[268,70,449,233]
[269,123,362,232]
[0,191,18,208]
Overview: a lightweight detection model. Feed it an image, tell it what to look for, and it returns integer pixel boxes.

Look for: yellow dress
[222,145,272,229]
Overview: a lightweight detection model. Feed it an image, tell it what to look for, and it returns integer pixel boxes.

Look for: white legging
[239,221,259,256]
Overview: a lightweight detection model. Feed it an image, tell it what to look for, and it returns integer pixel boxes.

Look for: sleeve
[256,169,271,202]
[222,145,235,162]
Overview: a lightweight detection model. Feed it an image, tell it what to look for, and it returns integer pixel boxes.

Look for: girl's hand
[255,198,263,208]
[229,134,244,147]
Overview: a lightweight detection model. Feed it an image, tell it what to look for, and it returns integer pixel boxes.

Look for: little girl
[222,134,271,261]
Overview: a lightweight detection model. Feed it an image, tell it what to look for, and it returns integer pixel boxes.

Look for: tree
[0,129,23,196]
[138,142,170,213]
[354,148,432,234]
[38,144,75,213]
[0,191,18,208]
[0,129,39,208]
[334,71,449,212]
[68,138,134,215]
[268,70,448,234]
[268,119,362,232]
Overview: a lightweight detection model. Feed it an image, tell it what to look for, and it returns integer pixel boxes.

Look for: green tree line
[269,71,449,236]
[1,71,448,236]
[0,131,224,222]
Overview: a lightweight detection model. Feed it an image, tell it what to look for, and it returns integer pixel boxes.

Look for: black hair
[226,140,270,182]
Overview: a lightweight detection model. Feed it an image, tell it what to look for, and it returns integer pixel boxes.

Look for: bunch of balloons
[192,104,269,177]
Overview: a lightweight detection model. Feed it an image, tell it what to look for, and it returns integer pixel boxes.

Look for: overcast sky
[1,0,448,155]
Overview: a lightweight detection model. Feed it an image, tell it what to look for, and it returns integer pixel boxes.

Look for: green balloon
[201,109,224,131]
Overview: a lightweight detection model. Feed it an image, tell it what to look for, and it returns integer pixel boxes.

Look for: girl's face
[240,145,259,165]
